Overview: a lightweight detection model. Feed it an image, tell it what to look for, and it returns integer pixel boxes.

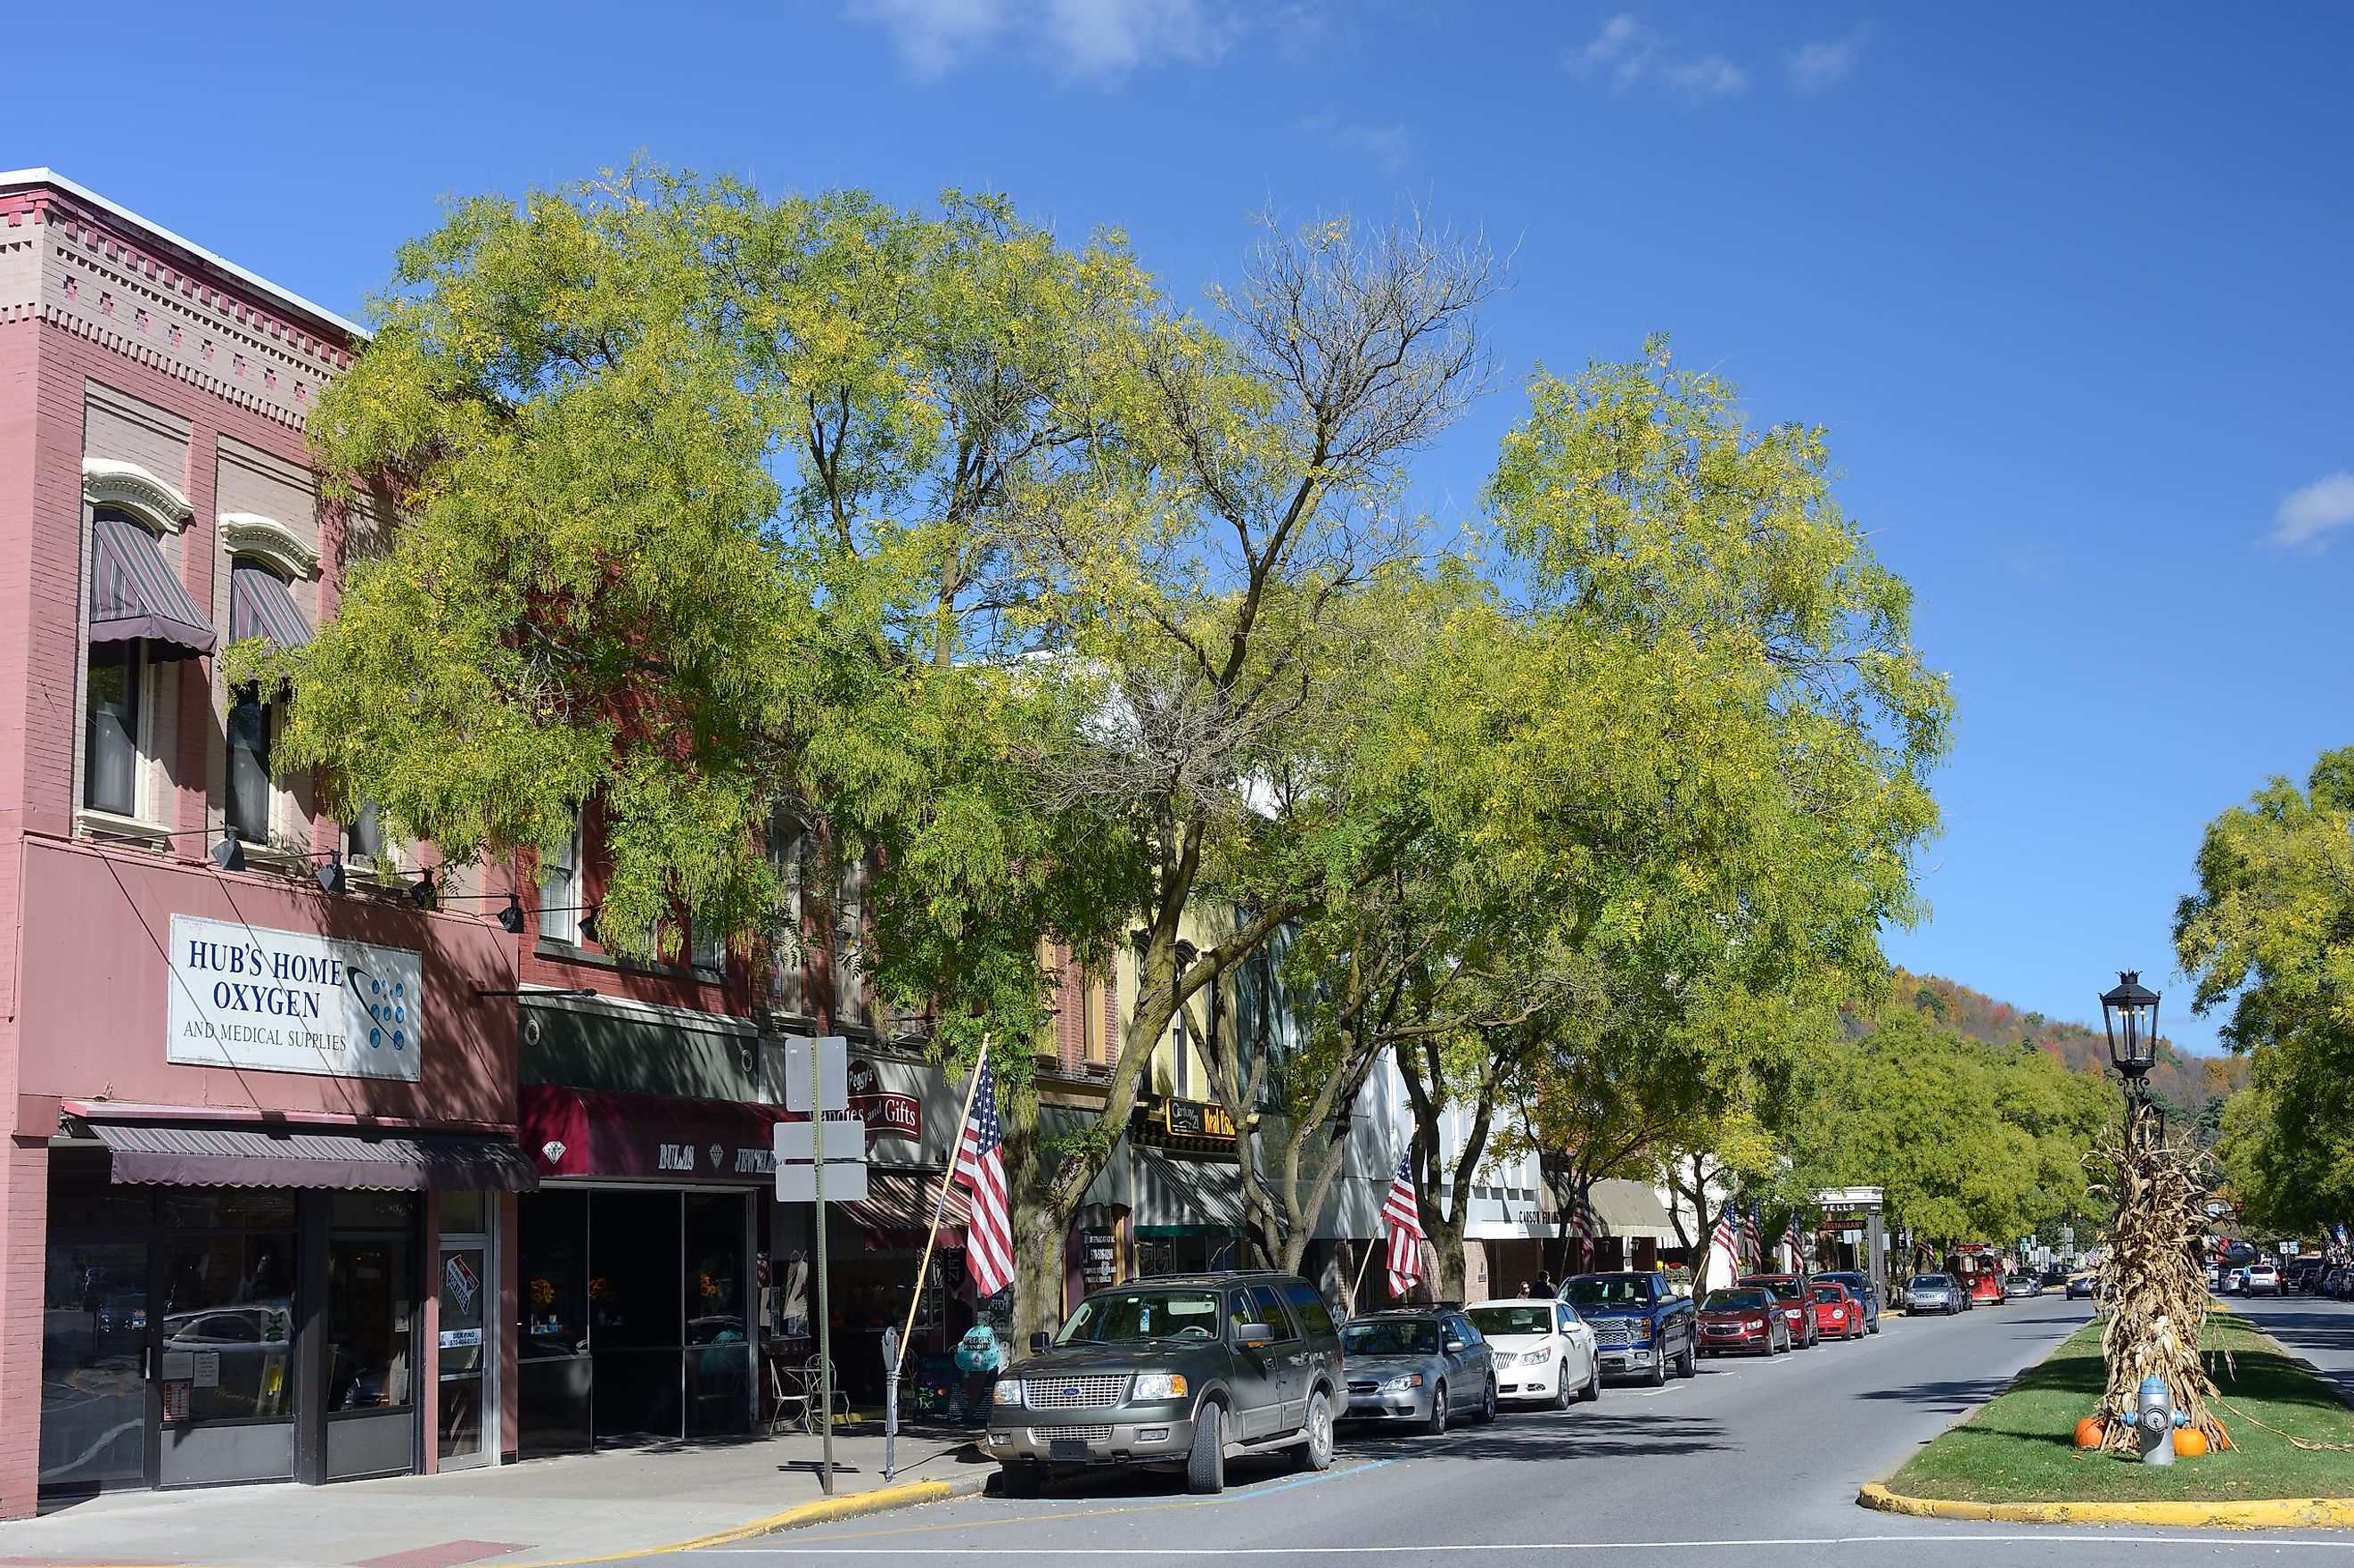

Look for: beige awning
[1588,1178,1680,1241]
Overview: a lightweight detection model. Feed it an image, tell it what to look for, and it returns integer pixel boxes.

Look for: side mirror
[1444,1337,1466,1354]
[1235,1322,1276,1349]
[1028,1332,1053,1353]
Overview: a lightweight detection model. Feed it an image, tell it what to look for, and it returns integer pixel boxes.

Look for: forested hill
[1887,970,2246,1134]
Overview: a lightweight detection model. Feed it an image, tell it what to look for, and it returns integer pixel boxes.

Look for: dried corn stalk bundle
[2087,1112,2226,1450]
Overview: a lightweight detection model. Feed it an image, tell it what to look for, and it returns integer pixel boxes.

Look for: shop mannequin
[782,1250,811,1337]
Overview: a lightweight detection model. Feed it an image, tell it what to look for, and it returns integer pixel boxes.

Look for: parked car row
[985,1264,1897,1498]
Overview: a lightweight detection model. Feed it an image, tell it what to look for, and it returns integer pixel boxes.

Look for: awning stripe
[81,1121,538,1192]
[229,562,312,649]
[835,1170,970,1248]
[89,514,217,655]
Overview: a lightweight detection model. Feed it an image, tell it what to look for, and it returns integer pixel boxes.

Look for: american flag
[1709,1202,1737,1268]
[1741,1204,1761,1270]
[953,1055,1014,1298]
[1782,1215,1803,1270]
[1383,1153,1427,1296]
[1567,1186,1594,1240]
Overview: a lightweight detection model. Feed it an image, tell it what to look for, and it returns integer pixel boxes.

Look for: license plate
[1049,1438,1091,1463]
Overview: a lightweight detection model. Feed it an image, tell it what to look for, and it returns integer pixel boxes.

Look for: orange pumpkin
[2073,1417,2108,1449]
[2174,1428,2210,1457]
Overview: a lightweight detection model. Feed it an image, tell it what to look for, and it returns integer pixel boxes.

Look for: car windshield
[1822,1273,1865,1290]
[1341,1320,1442,1357]
[1743,1277,1803,1301]
[1700,1290,1767,1311]
[1567,1276,1654,1307]
[1913,1275,1950,1289]
[1467,1305,1552,1336]
[1810,1285,1846,1301]
[1055,1289,1223,1344]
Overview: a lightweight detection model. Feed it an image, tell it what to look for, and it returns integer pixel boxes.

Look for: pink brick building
[0,170,530,1515]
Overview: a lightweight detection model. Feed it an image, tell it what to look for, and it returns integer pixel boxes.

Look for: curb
[1857,1481,2354,1530]
[517,1474,992,1565]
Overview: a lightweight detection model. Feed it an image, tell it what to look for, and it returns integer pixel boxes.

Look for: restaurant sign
[1159,1097,1236,1141]
[166,914,424,1081]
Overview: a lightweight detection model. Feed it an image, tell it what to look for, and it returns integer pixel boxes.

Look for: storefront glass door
[39,1236,152,1490]
[437,1237,489,1465]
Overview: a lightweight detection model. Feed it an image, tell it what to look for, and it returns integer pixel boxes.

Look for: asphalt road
[641,1289,2354,1564]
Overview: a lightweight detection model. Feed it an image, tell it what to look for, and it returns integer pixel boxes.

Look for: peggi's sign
[845,1057,921,1142]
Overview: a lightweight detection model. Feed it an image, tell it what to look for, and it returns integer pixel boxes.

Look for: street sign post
[775,1036,868,1496]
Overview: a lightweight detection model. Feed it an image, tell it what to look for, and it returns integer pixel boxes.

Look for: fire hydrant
[2134,1375,2187,1465]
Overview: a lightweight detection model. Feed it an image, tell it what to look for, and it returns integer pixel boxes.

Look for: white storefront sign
[166,914,424,1081]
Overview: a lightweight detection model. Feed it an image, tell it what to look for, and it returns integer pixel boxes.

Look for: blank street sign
[784,1035,851,1113]
[776,1160,868,1203]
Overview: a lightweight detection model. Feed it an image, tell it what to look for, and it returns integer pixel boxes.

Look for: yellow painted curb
[513,1476,979,1565]
[1857,1480,2354,1530]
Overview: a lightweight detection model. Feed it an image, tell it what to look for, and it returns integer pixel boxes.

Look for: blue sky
[9,3,2349,1049]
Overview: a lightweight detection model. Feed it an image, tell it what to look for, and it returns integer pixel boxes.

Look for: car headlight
[1746,1318,1766,1330]
[1520,1349,1552,1367]
[992,1380,1025,1407]
[1132,1373,1189,1400]
[1632,1319,1656,1340]
[1380,1373,1426,1391]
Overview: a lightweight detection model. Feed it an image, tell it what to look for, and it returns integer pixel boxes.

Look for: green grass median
[1887,1312,2354,1504]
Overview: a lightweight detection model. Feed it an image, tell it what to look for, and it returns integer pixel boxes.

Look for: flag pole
[883,1036,992,1483]
[1349,1235,1377,1314]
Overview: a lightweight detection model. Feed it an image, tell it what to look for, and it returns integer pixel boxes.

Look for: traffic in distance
[981,1252,2099,1497]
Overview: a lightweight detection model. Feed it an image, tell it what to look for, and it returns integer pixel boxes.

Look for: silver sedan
[1903,1273,1962,1315]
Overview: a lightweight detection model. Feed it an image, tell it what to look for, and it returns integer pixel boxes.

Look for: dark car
[2065,1273,2098,1301]
[2289,1259,2327,1294]
[986,1272,1344,1496]
[1696,1287,1788,1358]
[1815,1270,1881,1335]
[1338,1309,1497,1432]
[1564,1271,1696,1385]
[1737,1274,1820,1349]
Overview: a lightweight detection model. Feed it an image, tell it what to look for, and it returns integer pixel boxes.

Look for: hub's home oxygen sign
[166,914,425,1080]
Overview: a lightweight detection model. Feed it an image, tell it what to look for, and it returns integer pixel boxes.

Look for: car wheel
[1297,1387,1335,1473]
[1476,1376,1497,1424]
[1867,1317,1880,1334]
[1644,1348,1667,1387]
[1552,1361,1574,1412]
[1424,1382,1449,1436]
[1186,1403,1226,1495]
[1583,1355,1602,1402]
[997,1462,1039,1498]
[1676,1336,1696,1378]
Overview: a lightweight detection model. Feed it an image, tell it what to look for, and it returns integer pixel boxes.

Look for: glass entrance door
[437,1239,490,1466]
[40,1236,152,1490]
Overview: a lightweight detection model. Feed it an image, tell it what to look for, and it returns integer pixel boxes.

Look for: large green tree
[2176,747,2354,1231]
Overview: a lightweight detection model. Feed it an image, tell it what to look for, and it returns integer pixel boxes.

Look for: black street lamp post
[2101,970,2162,1147]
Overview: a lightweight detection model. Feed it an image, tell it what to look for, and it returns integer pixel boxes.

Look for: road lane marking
[705,1533,2354,1556]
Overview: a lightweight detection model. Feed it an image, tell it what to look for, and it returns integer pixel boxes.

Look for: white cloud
[1300,111,1412,169]
[850,0,1238,84]
[2274,472,2354,549]
[1784,37,1859,93]
[1568,12,1747,98]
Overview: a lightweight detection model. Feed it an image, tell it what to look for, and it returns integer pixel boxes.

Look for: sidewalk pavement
[0,1427,990,1568]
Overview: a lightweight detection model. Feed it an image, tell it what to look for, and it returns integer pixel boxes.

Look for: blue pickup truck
[1561,1271,1697,1386]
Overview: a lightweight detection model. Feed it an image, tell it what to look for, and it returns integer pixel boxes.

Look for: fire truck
[1944,1244,2011,1306]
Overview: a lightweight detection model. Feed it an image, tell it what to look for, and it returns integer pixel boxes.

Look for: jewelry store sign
[166,914,424,1081]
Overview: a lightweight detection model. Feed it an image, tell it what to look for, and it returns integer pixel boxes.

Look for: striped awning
[835,1170,972,1250]
[81,1120,538,1192]
[88,513,216,656]
[229,562,312,648]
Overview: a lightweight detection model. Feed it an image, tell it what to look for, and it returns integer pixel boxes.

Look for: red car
[1737,1274,1819,1350]
[1695,1287,1790,1357]
[1809,1280,1864,1341]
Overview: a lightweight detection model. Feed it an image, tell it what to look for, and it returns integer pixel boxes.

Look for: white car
[1464,1298,1601,1410]
[2223,1267,2250,1294]
[2246,1263,2281,1296]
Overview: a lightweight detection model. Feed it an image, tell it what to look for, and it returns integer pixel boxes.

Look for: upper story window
[83,499,216,826]
[346,800,387,866]
[225,684,275,845]
[767,811,808,1015]
[539,809,583,945]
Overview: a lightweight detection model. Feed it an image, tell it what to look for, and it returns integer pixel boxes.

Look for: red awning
[89,513,216,656]
[521,1082,791,1185]
[836,1170,969,1251]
